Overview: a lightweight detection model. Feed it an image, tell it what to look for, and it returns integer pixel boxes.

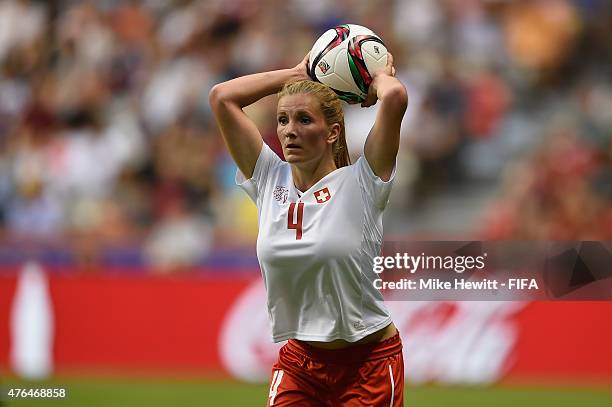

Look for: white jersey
[237,143,394,343]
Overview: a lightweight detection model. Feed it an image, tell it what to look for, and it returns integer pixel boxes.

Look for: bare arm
[208,55,310,178]
[362,53,408,181]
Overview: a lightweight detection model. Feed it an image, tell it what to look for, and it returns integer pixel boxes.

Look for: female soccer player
[209,51,408,406]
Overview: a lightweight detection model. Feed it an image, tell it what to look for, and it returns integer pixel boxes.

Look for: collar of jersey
[287,163,350,199]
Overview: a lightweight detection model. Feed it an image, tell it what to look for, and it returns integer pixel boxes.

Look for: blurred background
[0,0,611,406]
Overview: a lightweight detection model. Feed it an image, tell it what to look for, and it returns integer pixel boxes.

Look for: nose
[283,123,297,139]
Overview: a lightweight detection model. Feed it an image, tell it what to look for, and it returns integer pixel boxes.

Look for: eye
[278,116,288,125]
[300,116,311,124]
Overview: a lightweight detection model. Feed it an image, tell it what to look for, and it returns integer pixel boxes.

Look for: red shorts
[266,332,404,406]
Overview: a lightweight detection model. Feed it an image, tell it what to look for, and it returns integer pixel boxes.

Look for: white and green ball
[308,24,388,103]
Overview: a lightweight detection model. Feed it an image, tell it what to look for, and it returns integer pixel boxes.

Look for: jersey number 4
[287,202,304,240]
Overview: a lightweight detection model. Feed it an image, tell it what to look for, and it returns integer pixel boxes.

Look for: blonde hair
[278,80,351,168]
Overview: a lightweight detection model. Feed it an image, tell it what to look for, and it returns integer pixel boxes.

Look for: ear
[326,123,341,145]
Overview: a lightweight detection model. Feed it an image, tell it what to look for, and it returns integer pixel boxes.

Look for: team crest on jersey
[314,187,331,203]
[273,185,288,204]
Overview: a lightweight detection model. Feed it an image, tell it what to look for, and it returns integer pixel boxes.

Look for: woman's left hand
[361,52,396,108]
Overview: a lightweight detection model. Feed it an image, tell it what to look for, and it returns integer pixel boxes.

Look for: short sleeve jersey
[237,143,394,343]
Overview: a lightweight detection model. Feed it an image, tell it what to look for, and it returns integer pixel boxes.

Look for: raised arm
[208,55,310,178]
[362,53,408,181]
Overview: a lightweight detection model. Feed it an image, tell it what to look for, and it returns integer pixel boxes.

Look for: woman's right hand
[210,51,316,179]
[293,52,312,81]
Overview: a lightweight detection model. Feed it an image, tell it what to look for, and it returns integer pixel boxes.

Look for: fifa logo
[318,60,330,74]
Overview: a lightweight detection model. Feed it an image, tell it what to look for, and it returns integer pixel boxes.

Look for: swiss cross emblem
[314,187,331,203]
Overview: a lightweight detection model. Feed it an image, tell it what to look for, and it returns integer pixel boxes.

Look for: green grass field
[2,377,611,406]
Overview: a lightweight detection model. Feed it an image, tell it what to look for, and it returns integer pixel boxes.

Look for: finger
[386,52,394,68]
[362,99,378,108]
[361,93,376,107]
[391,67,396,77]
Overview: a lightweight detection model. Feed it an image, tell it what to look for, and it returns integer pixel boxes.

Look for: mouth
[285,143,302,150]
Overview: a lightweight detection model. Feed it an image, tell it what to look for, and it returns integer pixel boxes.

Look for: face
[277,94,339,165]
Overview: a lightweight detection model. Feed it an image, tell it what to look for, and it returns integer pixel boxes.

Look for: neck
[291,157,337,192]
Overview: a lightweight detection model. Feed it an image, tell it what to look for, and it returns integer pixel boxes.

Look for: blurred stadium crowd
[0,0,610,271]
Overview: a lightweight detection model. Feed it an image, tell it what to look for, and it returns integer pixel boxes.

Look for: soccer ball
[308,24,388,103]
